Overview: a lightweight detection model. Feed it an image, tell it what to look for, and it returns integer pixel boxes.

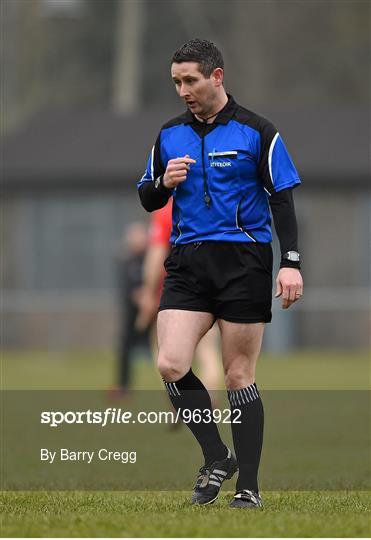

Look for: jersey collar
[184,94,237,125]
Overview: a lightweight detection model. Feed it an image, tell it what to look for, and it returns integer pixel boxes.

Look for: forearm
[269,188,300,268]
[138,179,172,212]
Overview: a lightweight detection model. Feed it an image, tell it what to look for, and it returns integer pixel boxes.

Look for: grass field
[2,348,369,390]
[1,490,370,537]
[1,349,370,537]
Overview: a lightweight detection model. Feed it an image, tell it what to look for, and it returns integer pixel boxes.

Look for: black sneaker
[191,449,238,505]
[229,489,263,509]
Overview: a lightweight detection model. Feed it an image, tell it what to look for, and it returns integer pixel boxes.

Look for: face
[124,223,147,255]
[171,61,223,117]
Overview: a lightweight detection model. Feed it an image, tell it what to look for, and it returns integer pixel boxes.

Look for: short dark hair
[171,39,224,77]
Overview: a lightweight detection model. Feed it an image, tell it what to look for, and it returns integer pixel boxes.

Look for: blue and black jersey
[138,95,300,248]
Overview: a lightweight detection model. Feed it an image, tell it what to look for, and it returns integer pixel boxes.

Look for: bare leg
[196,325,222,391]
[157,309,214,381]
[218,321,264,389]
[196,325,222,408]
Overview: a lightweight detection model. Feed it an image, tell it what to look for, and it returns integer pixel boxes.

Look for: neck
[195,92,229,124]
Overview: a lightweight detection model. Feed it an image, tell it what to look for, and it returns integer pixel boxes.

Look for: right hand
[163,154,196,189]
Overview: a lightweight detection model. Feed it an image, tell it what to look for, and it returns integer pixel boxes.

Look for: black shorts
[159,242,273,323]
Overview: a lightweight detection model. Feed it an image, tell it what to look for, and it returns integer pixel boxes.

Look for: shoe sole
[229,504,262,509]
[193,494,218,506]
[192,462,239,506]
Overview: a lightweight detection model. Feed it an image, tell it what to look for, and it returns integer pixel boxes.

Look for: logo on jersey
[210,161,232,167]
[209,149,236,168]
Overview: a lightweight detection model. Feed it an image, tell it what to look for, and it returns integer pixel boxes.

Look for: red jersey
[148,199,172,246]
[148,200,172,302]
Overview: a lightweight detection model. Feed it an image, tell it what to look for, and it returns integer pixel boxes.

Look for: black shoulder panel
[234,105,276,135]
[234,104,278,195]
[161,112,188,130]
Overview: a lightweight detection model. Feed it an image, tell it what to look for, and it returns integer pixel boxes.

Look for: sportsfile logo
[209,149,236,167]
[40,407,241,426]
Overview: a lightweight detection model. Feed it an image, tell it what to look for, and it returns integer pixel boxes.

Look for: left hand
[275,267,303,309]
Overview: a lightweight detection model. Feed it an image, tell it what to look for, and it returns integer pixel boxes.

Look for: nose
[179,84,189,98]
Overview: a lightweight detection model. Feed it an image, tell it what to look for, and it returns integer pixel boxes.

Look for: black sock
[164,369,227,466]
[228,382,264,492]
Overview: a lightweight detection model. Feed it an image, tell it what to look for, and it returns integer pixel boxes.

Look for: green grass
[2,349,369,390]
[1,490,370,537]
[1,349,370,537]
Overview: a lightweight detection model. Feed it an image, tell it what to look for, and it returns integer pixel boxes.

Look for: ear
[212,67,224,87]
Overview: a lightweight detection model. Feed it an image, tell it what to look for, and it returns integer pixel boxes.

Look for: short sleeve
[258,122,301,195]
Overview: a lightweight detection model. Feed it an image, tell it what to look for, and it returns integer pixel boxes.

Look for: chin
[191,105,203,115]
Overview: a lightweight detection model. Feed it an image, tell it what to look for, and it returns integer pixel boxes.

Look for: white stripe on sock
[172,382,181,396]
[228,384,260,406]
[252,383,259,399]
[235,390,242,405]
[166,382,175,397]
[246,386,254,401]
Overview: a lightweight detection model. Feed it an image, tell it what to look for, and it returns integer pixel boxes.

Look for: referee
[138,39,303,509]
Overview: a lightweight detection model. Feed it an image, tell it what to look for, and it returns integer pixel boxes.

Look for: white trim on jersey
[268,132,280,187]
[150,145,155,180]
[235,204,257,242]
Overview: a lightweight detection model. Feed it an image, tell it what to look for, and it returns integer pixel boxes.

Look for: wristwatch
[282,251,300,263]
[154,175,163,190]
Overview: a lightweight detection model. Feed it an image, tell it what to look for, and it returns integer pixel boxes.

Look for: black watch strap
[280,251,301,269]
[280,259,301,269]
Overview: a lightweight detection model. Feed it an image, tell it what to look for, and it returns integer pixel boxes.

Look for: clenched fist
[163,154,196,189]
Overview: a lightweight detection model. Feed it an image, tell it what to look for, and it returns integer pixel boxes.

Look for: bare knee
[157,352,188,382]
[224,359,255,390]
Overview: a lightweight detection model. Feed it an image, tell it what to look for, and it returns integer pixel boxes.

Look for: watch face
[287,251,300,262]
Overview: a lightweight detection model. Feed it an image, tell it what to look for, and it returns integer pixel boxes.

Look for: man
[113,222,149,396]
[137,39,303,509]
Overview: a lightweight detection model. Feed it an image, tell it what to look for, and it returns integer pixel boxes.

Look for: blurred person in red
[112,221,150,397]
[136,200,221,397]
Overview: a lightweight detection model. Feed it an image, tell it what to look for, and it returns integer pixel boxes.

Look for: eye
[173,80,181,86]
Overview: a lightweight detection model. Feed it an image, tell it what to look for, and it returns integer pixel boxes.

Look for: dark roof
[2,104,369,190]
[2,107,171,189]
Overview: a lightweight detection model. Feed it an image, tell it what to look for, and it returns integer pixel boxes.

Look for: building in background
[2,0,370,351]
[3,104,369,350]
